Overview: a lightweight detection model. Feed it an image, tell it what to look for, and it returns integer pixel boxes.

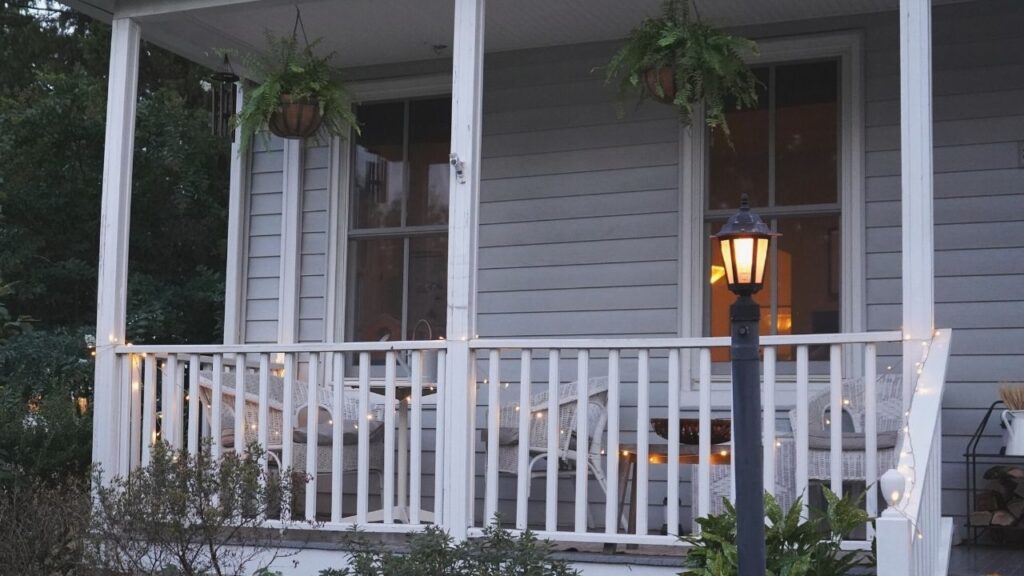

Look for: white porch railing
[115,341,447,534]
[110,329,954,564]
[877,329,954,576]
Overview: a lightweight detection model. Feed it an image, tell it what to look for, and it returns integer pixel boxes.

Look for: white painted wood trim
[350,73,453,102]
[93,17,141,480]
[223,82,248,345]
[900,0,936,408]
[442,0,485,541]
[278,140,303,344]
[681,31,866,389]
[325,135,349,343]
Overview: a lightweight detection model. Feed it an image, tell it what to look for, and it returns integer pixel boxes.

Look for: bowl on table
[650,417,731,445]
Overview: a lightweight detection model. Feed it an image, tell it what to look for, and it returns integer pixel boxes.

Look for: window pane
[407,236,447,340]
[776,215,840,338]
[708,68,770,211]
[407,99,451,226]
[350,238,404,342]
[775,61,839,206]
[352,102,404,229]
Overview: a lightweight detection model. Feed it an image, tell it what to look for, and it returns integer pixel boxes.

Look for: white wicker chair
[197,369,386,476]
[697,373,903,522]
[490,376,609,526]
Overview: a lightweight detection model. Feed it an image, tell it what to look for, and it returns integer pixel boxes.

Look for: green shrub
[0,476,93,576]
[681,488,872,576]
[322,523,579,576]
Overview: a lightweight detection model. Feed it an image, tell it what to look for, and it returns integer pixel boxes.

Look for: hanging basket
[644,66,677,104]
[269,95,324,139]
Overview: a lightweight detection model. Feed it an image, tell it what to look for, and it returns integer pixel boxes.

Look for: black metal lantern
[712,194,778,296]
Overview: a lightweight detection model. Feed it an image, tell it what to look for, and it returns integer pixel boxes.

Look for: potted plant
[604,0,759,133]
[234,32,358,152]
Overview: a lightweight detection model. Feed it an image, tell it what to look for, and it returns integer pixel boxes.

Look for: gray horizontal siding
[244,135,285,343]
[299,140,330,343]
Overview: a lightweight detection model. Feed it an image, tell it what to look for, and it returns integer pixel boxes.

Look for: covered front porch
[83,0,959,573]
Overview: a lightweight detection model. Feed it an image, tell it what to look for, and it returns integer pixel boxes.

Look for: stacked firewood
[971,466,1024,529]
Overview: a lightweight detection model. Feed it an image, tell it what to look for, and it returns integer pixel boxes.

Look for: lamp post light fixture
[712,194,779,576]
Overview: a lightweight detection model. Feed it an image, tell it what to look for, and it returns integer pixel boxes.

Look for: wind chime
[208,53,240,139]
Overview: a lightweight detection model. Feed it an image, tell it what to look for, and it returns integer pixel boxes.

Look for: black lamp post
[712,194,778,576]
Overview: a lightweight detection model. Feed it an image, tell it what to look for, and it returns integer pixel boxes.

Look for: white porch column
[93,17,142,481]
[223,83,247,345]
[278,140,303,345]
[443,0,485,540]
[900,0,935,408]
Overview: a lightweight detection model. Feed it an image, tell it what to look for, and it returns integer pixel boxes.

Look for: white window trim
[678,31,865,402]
[326,73,453,343]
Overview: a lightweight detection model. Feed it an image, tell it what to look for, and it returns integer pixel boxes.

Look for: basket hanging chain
[292,5,311,48]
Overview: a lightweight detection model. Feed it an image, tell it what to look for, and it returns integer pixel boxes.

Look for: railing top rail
[896,328,952,520]
[469,331,904,350]
[115,331,904,355]
[115,340,449,355]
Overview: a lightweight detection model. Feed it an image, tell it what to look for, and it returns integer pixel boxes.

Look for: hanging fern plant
[233,28,358,153]
[604,0,760,134]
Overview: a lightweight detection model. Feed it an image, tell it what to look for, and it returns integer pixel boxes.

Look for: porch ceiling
[71,0,971,73]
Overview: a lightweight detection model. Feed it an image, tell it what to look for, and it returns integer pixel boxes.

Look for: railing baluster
[666,348,680,536]
[604,350,620,535]
[830,344,843,497]
[331,352,345,524]
[234,353,246,455]
[697,348,711,525]
[796,345,809,519]
[130,355,142,469]
[635,349,650,536]
[468,351,477,526]
[142,354,157,466]
[258,354,270,473]
[574,350,590,534]
[281,353,295,520]
[176,358,186,449]
[410,350,424,525]
[485,349,500,525]
[187,355,200,456]
[383,351,397,524]
[517,350,532,531]
[357,351,370,524]
[433,350,446,524]
[163,354,180,450]
[211,355,224,461]
[763,347,777,497]
[864,343,878,539]
[304,353,320,521]
[119,354,132,471]
[546,349,560,532]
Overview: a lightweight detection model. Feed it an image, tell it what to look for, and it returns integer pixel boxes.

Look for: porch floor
[949,544,1024,576]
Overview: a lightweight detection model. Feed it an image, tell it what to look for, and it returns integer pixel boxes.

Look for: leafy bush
[681,489,872,576]
[321,523,580,576]
[0,476,93,576]
[0,328,93,485]
[604,0,759,132]
[89,440,307,576]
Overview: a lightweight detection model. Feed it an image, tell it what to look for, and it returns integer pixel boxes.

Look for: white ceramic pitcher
[1002,410,1024,456]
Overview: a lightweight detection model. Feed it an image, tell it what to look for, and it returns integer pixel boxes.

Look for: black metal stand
[964,400,1024,546]
[731,294,766,575]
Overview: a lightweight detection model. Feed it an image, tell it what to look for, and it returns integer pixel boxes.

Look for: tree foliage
[0,2,231,484]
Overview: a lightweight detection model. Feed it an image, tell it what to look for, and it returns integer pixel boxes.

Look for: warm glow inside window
[347,98,451,343]
[707,61,841,360]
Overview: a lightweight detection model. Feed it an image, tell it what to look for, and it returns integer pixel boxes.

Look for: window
[346,98,451,343]
[706,60,841,360]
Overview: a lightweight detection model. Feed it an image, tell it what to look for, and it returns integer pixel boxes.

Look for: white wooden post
[223,83,247,345]
[442,0,486,541]
[279,140,303,345]
[92,17,141,482]
[900,0,935,409]
[876,513,913,576]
